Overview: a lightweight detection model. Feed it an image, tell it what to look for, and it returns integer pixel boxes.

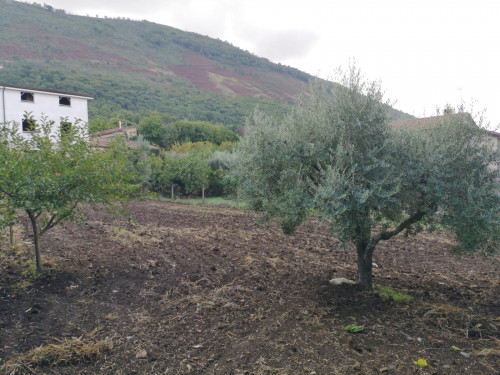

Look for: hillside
[0,1,411,130]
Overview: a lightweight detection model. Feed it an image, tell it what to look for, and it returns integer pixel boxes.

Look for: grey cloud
[39,0,237,38]
[28,1,318,62]
[33,0,167,17]
[253,29,319,61]
[163,0,235,37]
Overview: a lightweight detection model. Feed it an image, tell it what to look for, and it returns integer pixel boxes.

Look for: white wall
[0,86,90,139]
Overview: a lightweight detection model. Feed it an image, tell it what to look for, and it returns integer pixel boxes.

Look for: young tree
[234,66,500,289]
[126,135,155,193]
[0,117,135,273]
[151,154,210,198]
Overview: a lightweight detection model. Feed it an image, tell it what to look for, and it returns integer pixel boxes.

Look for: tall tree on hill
[233,65,500,289]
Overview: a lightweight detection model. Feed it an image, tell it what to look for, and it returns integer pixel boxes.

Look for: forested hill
[0,0,411,131]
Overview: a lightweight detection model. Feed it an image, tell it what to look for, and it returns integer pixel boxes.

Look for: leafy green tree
[207,150,238,196]
[126,136,155,193]
[0,117,135,273]
[138,115,239,150]
[164,120,238,147]
[151,156,178,197]
[151,154,210,197]
[178,156,211,196]
[137,112,166,147]
[234,66,500,289]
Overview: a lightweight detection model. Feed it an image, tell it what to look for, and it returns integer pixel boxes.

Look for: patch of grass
[374,285,414,303]
[20,259,38,279]
[345,325,364,333]
[159,196,245,208]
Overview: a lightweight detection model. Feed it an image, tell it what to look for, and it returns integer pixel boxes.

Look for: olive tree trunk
[356,220,375,289]
[357,244,374,289]
[355,211,426,289]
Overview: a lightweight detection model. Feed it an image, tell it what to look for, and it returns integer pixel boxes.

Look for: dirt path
[1,200,499,374]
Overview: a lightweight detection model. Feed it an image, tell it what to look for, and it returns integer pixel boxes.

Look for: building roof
[0,83,92,99]
[91,125,157,150]
[391,113,500,141]
[92,125,137,137]
[91,136,142,150]
[390,112,476,130]
[486,130,500,138]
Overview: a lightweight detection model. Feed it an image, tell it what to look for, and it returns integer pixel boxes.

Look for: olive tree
[0,117,134,273]
[234,66,500,289]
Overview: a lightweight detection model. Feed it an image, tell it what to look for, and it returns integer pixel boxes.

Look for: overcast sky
[19,0,500,128]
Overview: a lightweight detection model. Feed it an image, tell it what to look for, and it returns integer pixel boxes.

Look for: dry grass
[5,329,114,373]
[163,281,251,312]
[104,225,161,247]
[418,303,499,338]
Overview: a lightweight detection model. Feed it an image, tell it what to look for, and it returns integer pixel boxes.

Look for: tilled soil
[0,200,499,374]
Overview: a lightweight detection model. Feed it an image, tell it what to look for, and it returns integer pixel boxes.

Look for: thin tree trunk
[202,187,205,204]
[8,201,14,245]
[27,212,42,273]
[171,185,174,200]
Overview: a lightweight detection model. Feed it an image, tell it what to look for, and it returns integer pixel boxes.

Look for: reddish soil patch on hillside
[1,24,156,75]
[0,45,39,60]
[169,63,265,98]
[169,52,303,99]
[1,201,499,374]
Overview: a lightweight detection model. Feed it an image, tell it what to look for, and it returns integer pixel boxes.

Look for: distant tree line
[128,139,236,200]
[129,115,238,198]
[137,113,239,149]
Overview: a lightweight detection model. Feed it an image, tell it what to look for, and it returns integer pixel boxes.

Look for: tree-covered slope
[0,1,411,130]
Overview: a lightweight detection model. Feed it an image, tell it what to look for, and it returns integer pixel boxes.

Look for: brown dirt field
[1,200,499,374]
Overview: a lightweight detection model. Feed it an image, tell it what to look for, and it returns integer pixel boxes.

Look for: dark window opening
[22,118,36,132]
[59,96,71,106]
[21,92,34,102]
[61,121,72,134]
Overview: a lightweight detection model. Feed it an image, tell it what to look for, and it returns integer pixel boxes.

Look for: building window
[61,121,72,134]
[21,92,34,102]
[22,118,36,132]
[59,96,71,106]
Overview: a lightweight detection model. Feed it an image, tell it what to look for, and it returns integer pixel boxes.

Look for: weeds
[374,285,414,303]
[20,260,37,279]
[345,325,364,333]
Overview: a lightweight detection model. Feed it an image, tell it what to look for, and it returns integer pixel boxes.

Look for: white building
[0,84,92,138]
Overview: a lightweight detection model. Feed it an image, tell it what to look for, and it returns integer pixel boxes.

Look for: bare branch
[371,210,426,247]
